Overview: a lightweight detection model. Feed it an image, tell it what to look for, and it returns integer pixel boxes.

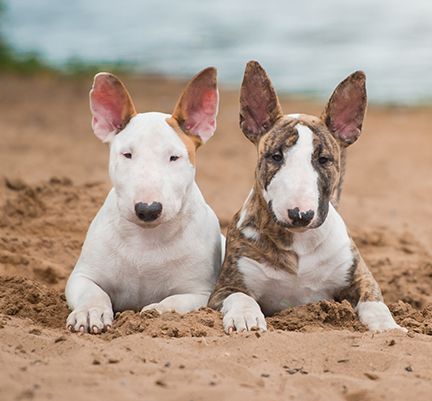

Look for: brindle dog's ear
[322,71,367,147]
[240,61,283,144]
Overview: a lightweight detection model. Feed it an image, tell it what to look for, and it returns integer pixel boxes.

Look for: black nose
[134,202,163,222]
[287,207,314,227]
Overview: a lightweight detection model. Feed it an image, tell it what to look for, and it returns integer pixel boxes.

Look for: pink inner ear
[325,71,366,146]
[330,101,362,143]
[244,93,273,132]
[90,74,135,142]
[183,88,218,143]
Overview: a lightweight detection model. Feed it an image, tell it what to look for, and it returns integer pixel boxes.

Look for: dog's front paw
[140,302,166,315]
[221,292,267,334]
[140,299,188,314]
[357,301,407,332]
[66,305,113,334]
[141,293,209,315]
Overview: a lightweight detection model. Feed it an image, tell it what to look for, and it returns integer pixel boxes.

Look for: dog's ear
[89,73,136,142]
[171,67,219,146]
[322,71,367,147]
[240,61,283,144]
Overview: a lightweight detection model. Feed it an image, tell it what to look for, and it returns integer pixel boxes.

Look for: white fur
[263,124,319,226]
[237,189,260,240]
[109,113,196,226]
[236,189,254,228]
[66,113,222,333]
[356,301,405,332]
[238,204,353,315]
[287,113,301,119]
[221,292,267,333]
[241,226,260,241]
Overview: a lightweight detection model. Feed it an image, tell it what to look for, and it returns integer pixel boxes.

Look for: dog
[208,61,404,333]
[66,67,223,334]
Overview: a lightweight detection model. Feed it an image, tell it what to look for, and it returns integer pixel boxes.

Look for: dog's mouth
[122,213,164,229]
[136,220,163,229]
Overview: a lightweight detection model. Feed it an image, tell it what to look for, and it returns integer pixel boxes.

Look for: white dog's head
[89,68,219,227]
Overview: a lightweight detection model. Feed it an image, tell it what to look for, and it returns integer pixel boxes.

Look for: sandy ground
[0,73,431,401]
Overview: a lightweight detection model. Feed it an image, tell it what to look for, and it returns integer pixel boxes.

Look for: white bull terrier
[66,68,223,334]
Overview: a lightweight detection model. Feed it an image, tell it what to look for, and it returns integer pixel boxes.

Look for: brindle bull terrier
[208,61,404,333]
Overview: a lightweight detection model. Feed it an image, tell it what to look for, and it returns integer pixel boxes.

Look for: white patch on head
[263,123,319,226]
[356,301,406,332]
[109,112,195,226]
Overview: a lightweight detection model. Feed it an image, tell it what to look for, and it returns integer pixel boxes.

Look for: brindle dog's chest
[238,205,355,315]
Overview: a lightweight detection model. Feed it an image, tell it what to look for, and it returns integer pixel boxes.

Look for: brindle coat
[208,61,382,312]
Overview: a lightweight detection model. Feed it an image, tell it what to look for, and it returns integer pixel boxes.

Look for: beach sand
[0,73,431,401]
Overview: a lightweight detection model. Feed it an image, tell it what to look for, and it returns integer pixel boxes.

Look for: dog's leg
[65,274,113,334]
[339,249,405,332]
[141,293,210,314]
[209,287,267,333]
[220,292,267,333]
[208,254,267,333]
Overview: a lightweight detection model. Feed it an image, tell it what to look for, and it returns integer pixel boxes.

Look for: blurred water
[2,0,432,104]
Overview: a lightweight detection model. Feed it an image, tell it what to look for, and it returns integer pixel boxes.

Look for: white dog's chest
[238,205,354,315]
[105,248,216,311]
[75,189,221,312]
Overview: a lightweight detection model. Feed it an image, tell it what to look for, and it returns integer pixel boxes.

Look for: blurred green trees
[0,1,130,75]
[0,0,51,73]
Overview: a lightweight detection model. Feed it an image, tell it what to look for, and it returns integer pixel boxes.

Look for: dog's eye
[271,152,284,163]
[123,152,132,159]
[318,156,331,165]
[170,155,180,162]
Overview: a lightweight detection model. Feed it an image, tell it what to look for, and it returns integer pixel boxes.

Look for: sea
[2,0,432,104]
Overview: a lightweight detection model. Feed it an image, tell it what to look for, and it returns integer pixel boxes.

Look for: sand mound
[0,276,68,328]
[351,228,432,308]
[1,178,432,338]
[1,272,431,338]
[0,177,107,288]
[390,301,432,335]
[268,300,366,332]
[104,308,225,340]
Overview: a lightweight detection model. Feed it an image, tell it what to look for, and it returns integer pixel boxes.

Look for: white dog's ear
[89,73,136,142]
[240,61,283,144]
[322,71,367,147]
[171,67,219,145]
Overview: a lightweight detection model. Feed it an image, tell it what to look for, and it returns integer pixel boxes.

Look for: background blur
[1,3,432,400]
[1,0,431,104]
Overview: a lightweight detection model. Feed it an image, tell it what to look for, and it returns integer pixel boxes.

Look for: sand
[0,73,431,401]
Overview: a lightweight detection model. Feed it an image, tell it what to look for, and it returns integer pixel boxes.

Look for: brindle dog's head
[240,61,367,230]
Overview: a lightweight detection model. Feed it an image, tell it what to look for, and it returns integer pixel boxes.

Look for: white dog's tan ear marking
[89,72,136,142]
[240,61,283,144]
[322,71,367,147]
[171,67,219,146]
